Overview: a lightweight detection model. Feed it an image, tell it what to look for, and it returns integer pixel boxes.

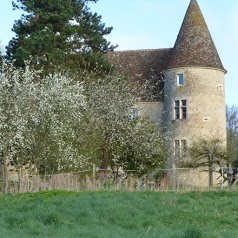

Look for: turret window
[177,74,184,86]
[174,100,187,120]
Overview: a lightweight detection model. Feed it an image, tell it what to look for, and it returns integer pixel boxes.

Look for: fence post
[172,164,177,190]
[220,166,224,190]
[92,164,96,188]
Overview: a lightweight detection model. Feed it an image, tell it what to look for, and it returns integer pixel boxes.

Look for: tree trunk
[101,132,110,175]
[209,166,213,188]
[3,145,9,193]
[208,155,213,188]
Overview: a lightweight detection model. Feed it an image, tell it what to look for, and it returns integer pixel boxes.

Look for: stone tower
[107,0,227,186]
[163,0,227,163]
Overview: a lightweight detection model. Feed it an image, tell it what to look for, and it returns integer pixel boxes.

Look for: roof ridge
[110,48,172,53]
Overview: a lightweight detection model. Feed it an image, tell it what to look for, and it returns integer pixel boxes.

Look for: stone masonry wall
[135,101,164,125]
[163,67,226,147]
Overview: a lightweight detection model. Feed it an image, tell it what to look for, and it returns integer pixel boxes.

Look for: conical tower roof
[167,0,226,72]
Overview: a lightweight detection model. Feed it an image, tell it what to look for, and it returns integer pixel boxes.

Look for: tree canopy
[6,0,116,73]
[0,63,166,187]
[0,63,87,184]
[81,74,166,176]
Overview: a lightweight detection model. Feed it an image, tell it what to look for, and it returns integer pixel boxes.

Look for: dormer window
[177,74,184,86]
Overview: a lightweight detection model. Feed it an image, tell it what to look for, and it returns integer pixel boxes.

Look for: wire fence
[0,164,237,194]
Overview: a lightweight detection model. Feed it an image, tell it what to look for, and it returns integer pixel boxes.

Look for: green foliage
[109,118,166,175]
[0,191,238,237]
[77,74,166,175]
[0,44,4,67]
[7,0,116,73]
[0,64,166,177]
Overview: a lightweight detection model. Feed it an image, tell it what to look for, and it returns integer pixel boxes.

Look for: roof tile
[107,49,172,101]
[167,0,226,72]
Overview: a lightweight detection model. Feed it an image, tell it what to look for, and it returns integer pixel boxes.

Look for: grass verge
[0,190,237,237]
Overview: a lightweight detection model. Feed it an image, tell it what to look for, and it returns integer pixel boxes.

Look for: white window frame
[174,100,187,120]
[177,74,184,86]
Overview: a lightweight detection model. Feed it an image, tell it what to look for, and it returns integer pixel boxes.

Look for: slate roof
[107,0,226,102]
[107,48,172,101]
[167,0,226,72]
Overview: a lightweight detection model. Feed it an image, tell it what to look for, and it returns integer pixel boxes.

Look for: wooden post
[172,164,177,190]
[92,164,96,188]
[220,166,224,190]
[3,146,9,194]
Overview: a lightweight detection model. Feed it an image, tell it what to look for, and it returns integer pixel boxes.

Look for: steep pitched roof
[167,0,226,72]
[107,48,172,101]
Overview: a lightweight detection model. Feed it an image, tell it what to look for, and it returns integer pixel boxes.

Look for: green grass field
[0,190,237,238]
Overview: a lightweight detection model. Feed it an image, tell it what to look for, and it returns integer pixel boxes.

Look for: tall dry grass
[0,167,233,194]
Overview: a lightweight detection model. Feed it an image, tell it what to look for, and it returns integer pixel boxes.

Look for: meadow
[0,190,237,238]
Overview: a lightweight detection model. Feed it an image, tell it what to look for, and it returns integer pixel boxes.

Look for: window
[174,100,187,120]
[174,140,187,159]
[130,108,139,120]
[181,100,187,119]
[174,100,180,119]
[175,140,180,158]
[181,140,187,158]
[177,74,184,86]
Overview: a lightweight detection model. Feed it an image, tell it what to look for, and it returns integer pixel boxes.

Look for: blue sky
[1,0,237,106]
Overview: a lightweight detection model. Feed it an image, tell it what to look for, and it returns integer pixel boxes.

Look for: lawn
[0,190,237,238]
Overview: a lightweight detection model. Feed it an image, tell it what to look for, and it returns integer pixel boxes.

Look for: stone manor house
[108,0,227,167]
[1,0,227,188]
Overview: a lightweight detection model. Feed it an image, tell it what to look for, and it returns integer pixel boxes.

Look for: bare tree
[226,105,238,165]
[187,137,227,188]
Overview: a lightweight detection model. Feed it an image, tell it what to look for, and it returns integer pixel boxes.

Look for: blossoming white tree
[0,63,86,190]
[24,71,87,174]
[0,63,167,192]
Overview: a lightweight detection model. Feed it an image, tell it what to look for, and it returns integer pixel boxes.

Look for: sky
[0,0,237,106]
